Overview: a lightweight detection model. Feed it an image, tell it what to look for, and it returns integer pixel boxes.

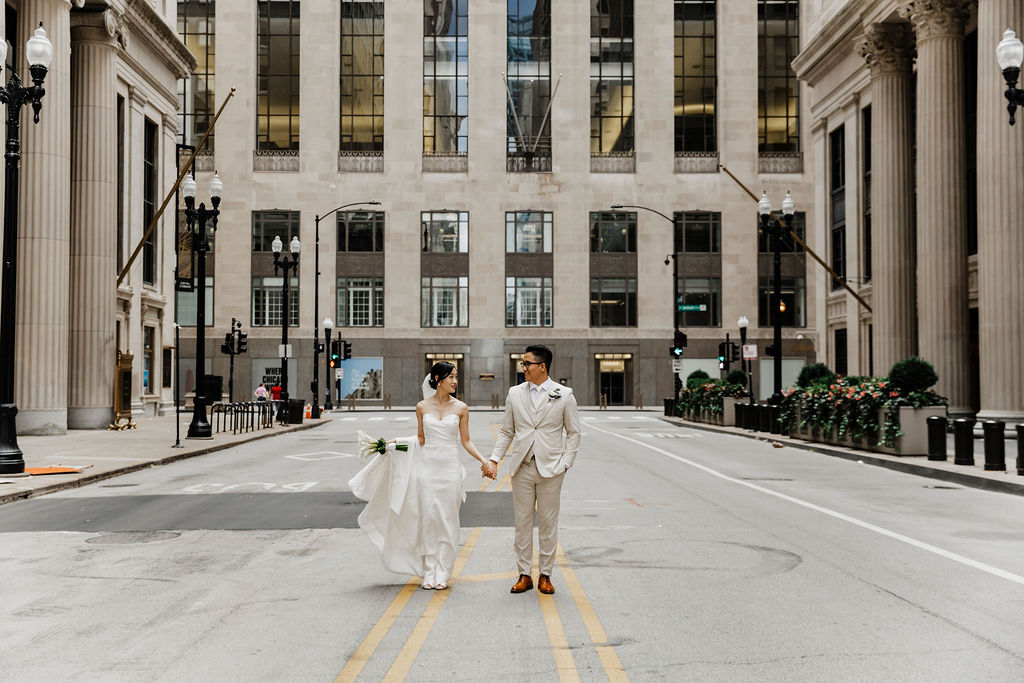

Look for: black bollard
[926,415,947,461]
[953,418,975,466]
[736,402,747,429]
[769,404,782,435]
[1017,424,1024,476]
[982,420,1006,471]
[759,404,772,433]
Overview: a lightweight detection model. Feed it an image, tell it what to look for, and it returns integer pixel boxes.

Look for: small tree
[796,363,835,388]
[889,356,939,393]
[686,369,711,390]
[725,369,747,386]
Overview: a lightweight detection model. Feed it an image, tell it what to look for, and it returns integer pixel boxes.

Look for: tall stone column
[15,0,76,434]
[900,0,973,414]
[976,0,1024,425]
[67,10,117,428]
[858,23,917,375]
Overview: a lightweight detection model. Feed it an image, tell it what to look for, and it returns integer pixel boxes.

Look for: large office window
[674,0,716,153]
[674,211,720,253]
[422,276,468,327]
[590,211,636,253]
[676,277,720,327]
[142,119,158,285]
[506,211,552,253]
[591,278,637,327]
[506,277,553,327]
[337,277,384,327]
[257,0,300,151]
[758,277,805,327]
[252,210,300,252]
[830,125,846,290]
[590,0,634,155]
[834,327,848,376]
[340,1,383,152]
[758,0,799,153]
[862,106,871,282]
[507,0,551,167]
[423,0,468,154]
[338,211,384,252]
[177,0,216,152]
[252,276,299,326]
[421,211,468,252]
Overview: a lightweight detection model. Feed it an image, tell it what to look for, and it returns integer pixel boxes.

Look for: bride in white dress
[349,361,494,591]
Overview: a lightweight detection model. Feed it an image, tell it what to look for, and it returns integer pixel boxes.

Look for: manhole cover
[85,532,181,544]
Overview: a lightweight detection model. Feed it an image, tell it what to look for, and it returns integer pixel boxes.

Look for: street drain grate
[85,531,181,544]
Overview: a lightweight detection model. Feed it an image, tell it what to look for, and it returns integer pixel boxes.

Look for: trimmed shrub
[725,369,747,386]
[796,363,835,388]
[686,369,711,390]
[889,356,939,393]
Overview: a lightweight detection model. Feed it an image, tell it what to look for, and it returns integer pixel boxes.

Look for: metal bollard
[982,420,1006,472]
[769,404,781,435]
[926,415,947,461]
[736,403,747,430]
[759,404,771,433]
[1017,424,1024,476]
[953,418,975,466]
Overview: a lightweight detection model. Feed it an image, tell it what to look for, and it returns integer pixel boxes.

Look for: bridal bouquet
[357,430,408,462]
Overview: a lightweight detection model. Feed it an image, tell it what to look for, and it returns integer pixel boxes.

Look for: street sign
[336,369,343,380]
[678,304,706,312]
[742,344,758,360]
[671,359,684,373]
[278,344,292,358]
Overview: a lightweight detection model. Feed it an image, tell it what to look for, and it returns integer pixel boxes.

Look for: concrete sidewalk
[661,415,1024,497]
[0,410,329,505]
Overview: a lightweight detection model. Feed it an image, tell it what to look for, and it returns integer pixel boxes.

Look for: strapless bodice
[423,413,459,449]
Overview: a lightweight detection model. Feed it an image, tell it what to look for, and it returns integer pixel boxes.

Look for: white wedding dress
[348,413,466,585]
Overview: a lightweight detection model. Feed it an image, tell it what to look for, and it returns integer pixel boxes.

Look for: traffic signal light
[670,329,687,357]
[342,341,353,360]
[717,342,727,363]
[220,342,231,355]
[730,342,740,363]
[330,339,340,359]
[237,331,247,354]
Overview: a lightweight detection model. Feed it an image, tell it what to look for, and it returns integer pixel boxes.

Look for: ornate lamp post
[183,171,223,438]
[310,201,378,419]
[322,316,334,410]
[758,190,795,405]
[273,234,300,421]
[998,28,1024,125]
[0,23,53,474]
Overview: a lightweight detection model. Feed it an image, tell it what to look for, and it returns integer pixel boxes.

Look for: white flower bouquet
[357,430,409,462]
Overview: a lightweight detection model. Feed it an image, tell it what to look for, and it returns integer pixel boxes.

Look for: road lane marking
[587,421,1024,587]
[534,548,580,683]
[381,527,483,682]
[456,570,519,583]
[334,577,420,683]
[556,544,629,682]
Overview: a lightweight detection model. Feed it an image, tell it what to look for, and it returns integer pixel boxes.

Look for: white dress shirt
[529,378,555,411]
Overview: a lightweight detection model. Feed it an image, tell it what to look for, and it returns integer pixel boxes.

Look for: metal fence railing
[211,401,276,435]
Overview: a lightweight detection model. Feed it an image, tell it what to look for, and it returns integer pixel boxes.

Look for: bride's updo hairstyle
[428,361,456,391]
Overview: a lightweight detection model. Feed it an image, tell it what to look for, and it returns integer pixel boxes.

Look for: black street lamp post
[310,201,378,419]
[322,316,334,411]
[738,315,755,403]
[999,28,1024,125]
[758,190,795,406]
[0,23,53,474]
[183,172,223,438]
[273,234,300,422]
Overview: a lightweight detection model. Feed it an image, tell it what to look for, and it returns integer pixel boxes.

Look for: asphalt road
[1,411,1023,682]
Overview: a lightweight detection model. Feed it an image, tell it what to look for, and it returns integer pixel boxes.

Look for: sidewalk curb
[659,415,1024,498]
[0,419,329,506]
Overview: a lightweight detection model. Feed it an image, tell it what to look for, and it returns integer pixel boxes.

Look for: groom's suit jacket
[490,381,581,478]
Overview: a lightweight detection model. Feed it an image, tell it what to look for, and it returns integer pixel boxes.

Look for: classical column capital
[898,0,974,41]
[858,23,915,75]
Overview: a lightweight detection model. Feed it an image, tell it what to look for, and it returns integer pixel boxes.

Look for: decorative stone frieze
[422,153,468,173]
[673,152,719,174]
[338,152,384,173]
[590,153,635,173]
[253,150,300,172]
[757,153,803,174]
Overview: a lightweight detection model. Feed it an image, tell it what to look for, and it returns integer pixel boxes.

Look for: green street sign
[678,304,705,312]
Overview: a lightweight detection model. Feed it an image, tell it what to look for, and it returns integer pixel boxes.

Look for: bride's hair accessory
[428,361,456,390]
[357,430,408,462]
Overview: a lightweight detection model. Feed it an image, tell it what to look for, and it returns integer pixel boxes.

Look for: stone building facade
[3,0,193,434]
[174,0,818,409]
[793,0,1024,424]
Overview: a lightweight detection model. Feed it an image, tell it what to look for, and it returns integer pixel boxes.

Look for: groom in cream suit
[489,345,581,595]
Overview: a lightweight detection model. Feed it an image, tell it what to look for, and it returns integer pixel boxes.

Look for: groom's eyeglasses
[520,360,543,367]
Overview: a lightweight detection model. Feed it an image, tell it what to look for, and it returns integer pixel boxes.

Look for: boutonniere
[549,389,562,400]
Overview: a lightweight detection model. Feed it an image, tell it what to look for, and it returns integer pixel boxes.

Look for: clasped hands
[480,460,498,480]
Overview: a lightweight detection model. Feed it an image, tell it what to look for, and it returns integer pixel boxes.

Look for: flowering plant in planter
[676,377,749,420]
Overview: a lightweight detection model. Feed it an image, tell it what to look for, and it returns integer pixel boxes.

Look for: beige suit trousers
[511,457,565,576]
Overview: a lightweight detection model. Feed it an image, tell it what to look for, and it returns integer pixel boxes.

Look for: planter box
[875,406,948,455]
[722,397,738,426]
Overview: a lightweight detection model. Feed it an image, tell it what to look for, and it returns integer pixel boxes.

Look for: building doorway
[425,352,465,401]
[595,353,632,406]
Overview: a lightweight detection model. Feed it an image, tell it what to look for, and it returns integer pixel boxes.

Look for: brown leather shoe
[538,574,555,594]
[510,574,533,593]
